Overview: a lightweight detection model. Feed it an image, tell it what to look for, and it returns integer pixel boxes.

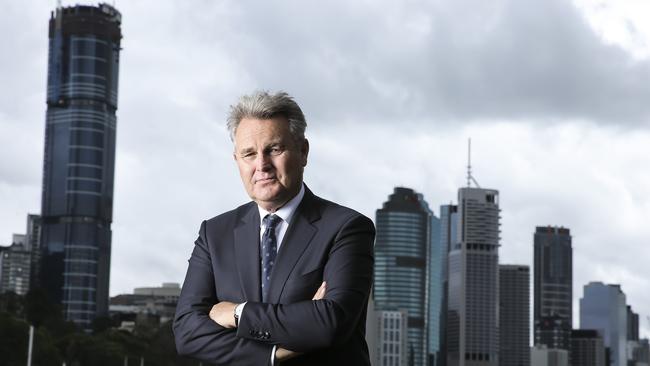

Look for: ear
[300,139,309,167]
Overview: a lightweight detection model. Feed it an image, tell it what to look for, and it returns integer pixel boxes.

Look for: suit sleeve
[236,214,375,352]
[173,221,274,366]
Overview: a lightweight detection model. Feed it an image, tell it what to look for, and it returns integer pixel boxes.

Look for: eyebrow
[238,146,256,154]
[237,140,285,154]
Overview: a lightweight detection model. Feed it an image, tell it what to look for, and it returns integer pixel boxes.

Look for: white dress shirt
[237,183,306,365]
[257,183,305,251]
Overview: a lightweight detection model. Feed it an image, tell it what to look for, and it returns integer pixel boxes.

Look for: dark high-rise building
[374,187,432,366]
[26,214,42,289]
[570,330,606,366]
[533,226,572,349]
[498,265,530,366]
[39,3,122,327]
[627,305,639,342]
[534,315,571,351]
[447,187,500,366]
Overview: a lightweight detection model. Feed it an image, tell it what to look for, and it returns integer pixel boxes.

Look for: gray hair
[226,90,307,142]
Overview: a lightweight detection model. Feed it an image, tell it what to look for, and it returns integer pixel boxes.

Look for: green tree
[0,313,28,366]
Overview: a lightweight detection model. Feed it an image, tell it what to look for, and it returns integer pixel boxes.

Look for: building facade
[109,283,181,325]
[0,239,32,295]
[434,204,458,366]
[26,214,42,289]
[373,309,410,366]
[533,226,572,350]
[570,329,605,366]
[374,187,432,366]
[427,212,442,366]
[447,187,500,366]
[534,315,571,352]
[499,265,530,366]
[39,3,122,327]
[530,346,568,366]
[580,282,628,366]
[0,215,43,295]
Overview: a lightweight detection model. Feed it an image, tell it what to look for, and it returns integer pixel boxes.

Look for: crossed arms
[173,213,375,365]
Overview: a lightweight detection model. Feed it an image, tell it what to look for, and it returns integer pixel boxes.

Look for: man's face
[233,117,309,211]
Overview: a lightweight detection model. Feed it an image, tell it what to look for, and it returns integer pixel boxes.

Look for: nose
[254,151,272,172]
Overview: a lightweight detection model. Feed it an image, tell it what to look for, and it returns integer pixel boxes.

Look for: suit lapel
[233,205,262,302]
[267,188,321,304]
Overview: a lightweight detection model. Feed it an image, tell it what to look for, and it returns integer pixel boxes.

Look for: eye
[241,151,256,160]
[269,146,283,155]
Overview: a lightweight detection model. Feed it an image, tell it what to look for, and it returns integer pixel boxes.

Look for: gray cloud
[157,0,650,125]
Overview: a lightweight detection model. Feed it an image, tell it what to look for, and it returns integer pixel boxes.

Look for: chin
[254,189,285,203]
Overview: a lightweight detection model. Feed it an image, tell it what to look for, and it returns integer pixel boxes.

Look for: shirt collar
[257,183,305,226]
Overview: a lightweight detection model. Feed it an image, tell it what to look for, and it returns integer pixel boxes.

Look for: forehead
[234,117,291,148]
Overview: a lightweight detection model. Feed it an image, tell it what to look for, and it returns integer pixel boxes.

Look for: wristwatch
[234,303,244,327]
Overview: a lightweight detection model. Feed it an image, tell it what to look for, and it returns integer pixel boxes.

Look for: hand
[209,301,237,328]
[276,347,301,362]
[312,281,326,300]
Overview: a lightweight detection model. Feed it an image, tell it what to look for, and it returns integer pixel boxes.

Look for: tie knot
[263,214,282,229]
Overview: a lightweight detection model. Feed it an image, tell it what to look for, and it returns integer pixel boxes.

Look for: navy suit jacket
[173,187,375,365]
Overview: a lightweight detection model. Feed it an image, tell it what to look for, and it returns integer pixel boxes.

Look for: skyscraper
[447,187,500,366]
[499,264,530,366]
[427,211,442,366]
[533,226,572,350]
[374,187,432,366]
[39,3,122,327]
[431,204,458,366]
[580,282,628,366]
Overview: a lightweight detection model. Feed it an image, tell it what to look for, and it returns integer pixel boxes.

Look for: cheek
[237,164,253,181]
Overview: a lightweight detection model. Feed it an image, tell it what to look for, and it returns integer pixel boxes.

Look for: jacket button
[264,331,270,339]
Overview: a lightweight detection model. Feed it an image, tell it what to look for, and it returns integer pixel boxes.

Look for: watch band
[233,305,240,327]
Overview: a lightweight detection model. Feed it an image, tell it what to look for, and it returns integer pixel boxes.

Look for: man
[173,91,375,365]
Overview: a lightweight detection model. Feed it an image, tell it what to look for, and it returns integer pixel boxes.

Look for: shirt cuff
[235,302,246,327]
[271,345,277,366]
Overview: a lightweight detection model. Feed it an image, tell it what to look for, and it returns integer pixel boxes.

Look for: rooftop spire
[466,138,481,188]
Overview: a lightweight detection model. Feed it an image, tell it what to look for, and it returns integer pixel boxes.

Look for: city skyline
[1,0,650,342]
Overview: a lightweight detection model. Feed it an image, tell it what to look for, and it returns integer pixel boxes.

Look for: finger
[312,282,323,300]
[312,281,327,300]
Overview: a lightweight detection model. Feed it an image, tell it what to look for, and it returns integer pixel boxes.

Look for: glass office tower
[447,187,500,366]
[580,282,628,366]
[533,226,572,349]
[430,204,457,366]
[40,3,122,327]
[374,187,432,366]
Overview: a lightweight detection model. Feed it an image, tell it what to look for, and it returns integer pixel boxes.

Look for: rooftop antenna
[57,0,62,8]
[467,138,481,188]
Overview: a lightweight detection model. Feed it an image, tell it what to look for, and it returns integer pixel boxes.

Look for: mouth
[254,177,277,184]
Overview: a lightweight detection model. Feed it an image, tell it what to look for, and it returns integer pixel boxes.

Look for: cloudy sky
[1,0,649,337]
